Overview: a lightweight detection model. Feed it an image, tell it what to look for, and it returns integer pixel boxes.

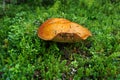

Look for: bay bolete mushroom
[38,18,92,43]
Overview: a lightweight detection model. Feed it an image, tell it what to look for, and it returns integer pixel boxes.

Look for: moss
[0,0,120,79]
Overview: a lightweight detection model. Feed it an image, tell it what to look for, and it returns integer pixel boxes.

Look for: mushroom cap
[38,18,92,42]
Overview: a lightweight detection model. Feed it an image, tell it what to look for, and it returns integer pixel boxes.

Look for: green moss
[0,0,120,79]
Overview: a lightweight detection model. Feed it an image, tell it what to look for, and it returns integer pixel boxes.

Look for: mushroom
[38,18,92,43]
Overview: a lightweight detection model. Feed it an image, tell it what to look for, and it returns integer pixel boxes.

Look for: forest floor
[0,0,120,79]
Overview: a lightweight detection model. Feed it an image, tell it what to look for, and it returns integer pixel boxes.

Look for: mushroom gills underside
[52,33,82,43]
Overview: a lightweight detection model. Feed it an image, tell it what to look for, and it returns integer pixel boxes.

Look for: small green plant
[0,0,120,79]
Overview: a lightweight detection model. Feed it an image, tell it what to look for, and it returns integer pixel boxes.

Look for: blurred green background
[0,0,120,79]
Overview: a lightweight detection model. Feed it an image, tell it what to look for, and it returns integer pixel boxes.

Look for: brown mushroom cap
[38,18,92,42]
